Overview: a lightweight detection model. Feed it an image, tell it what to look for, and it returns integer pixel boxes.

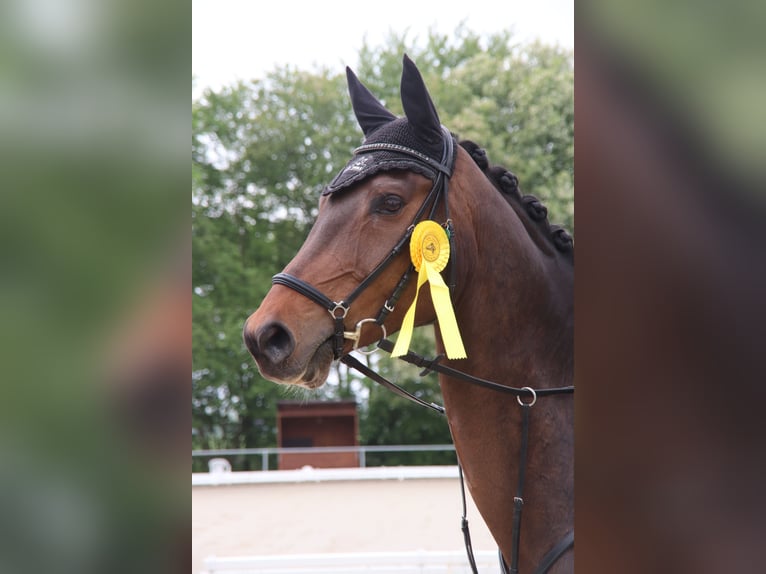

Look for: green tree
[192,68,360,469]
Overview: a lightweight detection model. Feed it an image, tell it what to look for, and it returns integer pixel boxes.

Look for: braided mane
[459,140,573,260]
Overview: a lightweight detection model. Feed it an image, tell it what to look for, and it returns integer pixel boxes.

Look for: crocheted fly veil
[323,57,455,196]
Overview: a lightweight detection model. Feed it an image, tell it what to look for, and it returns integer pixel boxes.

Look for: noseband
[272,126,456,359]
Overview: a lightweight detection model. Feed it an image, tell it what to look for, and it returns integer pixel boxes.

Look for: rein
[271,128,573,573]
[341,343,573,574]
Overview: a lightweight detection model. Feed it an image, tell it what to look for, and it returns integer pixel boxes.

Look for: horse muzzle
[243,305,336,388]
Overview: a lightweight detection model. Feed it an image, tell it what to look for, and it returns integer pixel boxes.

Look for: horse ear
[400,54,442,144]
[346,66,397,136]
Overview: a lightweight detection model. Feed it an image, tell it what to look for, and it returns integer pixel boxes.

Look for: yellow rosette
[391,220,467,359]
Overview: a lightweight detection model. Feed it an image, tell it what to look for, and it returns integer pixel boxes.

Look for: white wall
[192,469,497,574]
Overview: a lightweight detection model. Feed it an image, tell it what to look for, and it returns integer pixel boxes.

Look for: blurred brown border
[575,5,766,572]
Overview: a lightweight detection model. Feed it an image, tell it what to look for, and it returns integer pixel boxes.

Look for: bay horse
[243,55,574,573]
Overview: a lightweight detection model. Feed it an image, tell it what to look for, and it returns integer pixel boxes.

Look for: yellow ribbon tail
[391,261,467,360]
[390,265,428,357]
[424,262,467,359]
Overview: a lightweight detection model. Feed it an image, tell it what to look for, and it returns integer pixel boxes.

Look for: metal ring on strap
[346,318,387,355]
[329,303,349,319]
[516,386,537,407]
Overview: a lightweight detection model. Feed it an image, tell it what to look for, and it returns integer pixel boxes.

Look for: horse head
[244,55,467,387]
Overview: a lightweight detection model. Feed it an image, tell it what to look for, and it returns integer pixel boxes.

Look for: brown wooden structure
[276,400,359,469]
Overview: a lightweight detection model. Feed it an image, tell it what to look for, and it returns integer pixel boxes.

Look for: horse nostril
[250,322,295,365]
[243,326,259,358]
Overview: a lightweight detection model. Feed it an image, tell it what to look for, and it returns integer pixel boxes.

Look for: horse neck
[436,169,574,570]
[449,167,573,387]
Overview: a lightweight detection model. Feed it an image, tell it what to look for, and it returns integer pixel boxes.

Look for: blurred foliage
[192,28,574,463]
[575,3,766,573]
[0,0,188,572]
[580,0,766,191]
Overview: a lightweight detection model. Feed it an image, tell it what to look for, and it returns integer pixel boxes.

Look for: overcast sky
[193,0,573,95]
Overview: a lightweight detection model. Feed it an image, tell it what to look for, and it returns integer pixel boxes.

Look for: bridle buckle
[329,302,349,319]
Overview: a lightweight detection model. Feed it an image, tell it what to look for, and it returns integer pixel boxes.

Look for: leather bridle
[269,128,574,573]
[272,126,456,360]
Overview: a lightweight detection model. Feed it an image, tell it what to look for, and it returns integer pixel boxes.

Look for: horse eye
[377,195,404,214]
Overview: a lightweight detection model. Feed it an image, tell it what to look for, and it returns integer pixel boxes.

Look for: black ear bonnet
[323,56,455,196]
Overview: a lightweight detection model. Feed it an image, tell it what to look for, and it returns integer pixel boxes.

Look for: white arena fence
[202,550,500,574]
[192,444,458,471]
[193,464,461,485]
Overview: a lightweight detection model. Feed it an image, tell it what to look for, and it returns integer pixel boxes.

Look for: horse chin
[298,338,334,389]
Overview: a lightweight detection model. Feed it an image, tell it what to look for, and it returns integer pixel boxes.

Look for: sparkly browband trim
[353,142,452,176]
